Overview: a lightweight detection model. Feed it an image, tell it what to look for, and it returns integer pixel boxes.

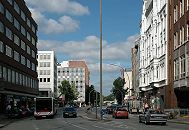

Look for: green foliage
[85,85,100,105]
[104,94,115,101]
[58,80,78,103]
[112,77,126,105]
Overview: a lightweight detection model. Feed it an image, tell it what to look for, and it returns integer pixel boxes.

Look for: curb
[167,120,189,125]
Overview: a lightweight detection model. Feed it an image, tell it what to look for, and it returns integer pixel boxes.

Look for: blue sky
[25,0,142,96]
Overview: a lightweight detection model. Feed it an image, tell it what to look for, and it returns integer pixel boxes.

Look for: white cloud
[38,34,139,72]
[30,9,79,34]
[25,0,89,16]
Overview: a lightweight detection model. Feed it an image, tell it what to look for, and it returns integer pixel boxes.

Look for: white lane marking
[92,125,114,130]
[32,124,39,130]
[62,120,89,130]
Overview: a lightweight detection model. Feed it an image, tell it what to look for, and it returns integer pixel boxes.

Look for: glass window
[3,67,7,81]
[19,73,22,85]
[21,26,26,36]
[0,2,4,14]
[180,55,186,78]
[6,27,12,40]
[27,32,31,41]
[15,72,19,84]
[47,78,50,82]
[5,45,12,57]
[32,63,35,71]
[32,50,35,58]
[21,40,25,50]
[27,59,30,68]
[31,37,36,46]
[31,24,36,34]
[7,0,13,5]
[0,41,3,53]
[21,55,25,65]
[27,18,31,27]
[0,65,2,78]
[6,9,13,23]
[27,45,30,54]
[14,50,19,62]
[14,18,20,30]
[14,34,20,46]
[14,1,19,14]
[11,70,15,83]
[8,68,11,82]
[0,21,4,33]
[21,10,26,21]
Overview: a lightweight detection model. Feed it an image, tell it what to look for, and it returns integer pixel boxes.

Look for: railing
[164,109,189,119]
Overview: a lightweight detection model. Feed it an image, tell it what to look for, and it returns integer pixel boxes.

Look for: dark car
[106,104,117,114]
[63,107,77,118]
[139,109,168,125]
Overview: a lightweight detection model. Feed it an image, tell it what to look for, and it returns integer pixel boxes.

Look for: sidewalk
[168,116,189,124]
[0,114,13,128]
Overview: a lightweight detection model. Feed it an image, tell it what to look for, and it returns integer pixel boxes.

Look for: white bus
[34,97,58,119]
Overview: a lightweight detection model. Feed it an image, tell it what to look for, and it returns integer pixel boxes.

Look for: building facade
[0,0,38,113]
[168,0,189,108]
[37,51,57,97]
[57,61,90,105]
[124,69,132,100]
[139,0,168,110]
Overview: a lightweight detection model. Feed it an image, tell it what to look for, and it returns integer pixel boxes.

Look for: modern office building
[37,51,57,97]
[57,60,90,105]
[168,0,189,108]
[0,0,38,113]
[139,0,168,110]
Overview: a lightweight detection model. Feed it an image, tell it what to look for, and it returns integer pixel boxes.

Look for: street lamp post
[99,0,103,120]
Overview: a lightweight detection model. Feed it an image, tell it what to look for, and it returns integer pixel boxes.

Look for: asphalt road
[1,108,189,130]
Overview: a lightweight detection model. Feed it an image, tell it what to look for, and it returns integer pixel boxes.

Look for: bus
[34,97,58,119]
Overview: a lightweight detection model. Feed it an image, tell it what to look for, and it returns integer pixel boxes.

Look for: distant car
[112,107,129,119]
[106,104,117,114]
[139,109,168,125]
[63,107,77,118]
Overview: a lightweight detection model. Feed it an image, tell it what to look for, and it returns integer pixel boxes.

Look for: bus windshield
[36,98,52,112]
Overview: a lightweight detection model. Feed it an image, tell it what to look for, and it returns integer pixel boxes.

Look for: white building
[124,70,132,100]
[57,61,90,104]
[37,51,57,97]
[139,0,168,105]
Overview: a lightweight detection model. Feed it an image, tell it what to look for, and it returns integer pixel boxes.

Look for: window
[31,37,36,46]
[11,70,15,83]
[16,72,19,84]
[0,65,2,78]
[180,28,182,45]
[14,34,20,46]
[8,69,11,82]
[0,2,4,14]
[6,27,12,40]
[19,73,22,85]
[21,10,26,21]
[6,45,12,57]
[14,1,20,14]
[180,55,186,78]
[6,9,13,23]
[0,21,4,33]
[32,24,36,34]
[32,63,35,71]
[188,0,189,10]
[27,59,30,68]
[7,0,13,5]
[3,67,7,81]
[27,32,31,41]
[14,18,20,30]
[187,22,189,41]
[47,78,50,82]
[14,51,19,62]
[21,26,26,36]
[0,41,3,53]
[27,45,30,54]
[40,78,42,82]
[32,50,35,58]
[27,18,31,27]
[180,0,183,17]
[21,55,25,65]
[21,40,25,50]
[44,78,46,82]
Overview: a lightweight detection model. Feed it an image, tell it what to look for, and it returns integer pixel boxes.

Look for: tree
[104,94,115,101]
[112,77,127,105]
[58,80,78,104]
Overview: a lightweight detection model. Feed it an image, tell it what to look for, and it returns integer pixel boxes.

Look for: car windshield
[149,110,163,114]
[64,107,75,112]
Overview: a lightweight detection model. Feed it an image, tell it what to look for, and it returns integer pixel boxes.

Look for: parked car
[139,109,168,125]
[63,107,77,118]
[112,107,129,119]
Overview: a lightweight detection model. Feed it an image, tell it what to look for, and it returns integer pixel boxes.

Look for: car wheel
[139,117,142,123]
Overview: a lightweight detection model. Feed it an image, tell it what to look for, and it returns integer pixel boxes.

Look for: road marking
[62,120,89,130]
[92,125,114,130]
[32,124,39,130]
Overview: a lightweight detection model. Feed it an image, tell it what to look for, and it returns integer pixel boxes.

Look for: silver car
[139,109,168,125]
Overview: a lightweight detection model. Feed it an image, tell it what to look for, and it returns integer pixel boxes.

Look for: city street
[1,108,189,130]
